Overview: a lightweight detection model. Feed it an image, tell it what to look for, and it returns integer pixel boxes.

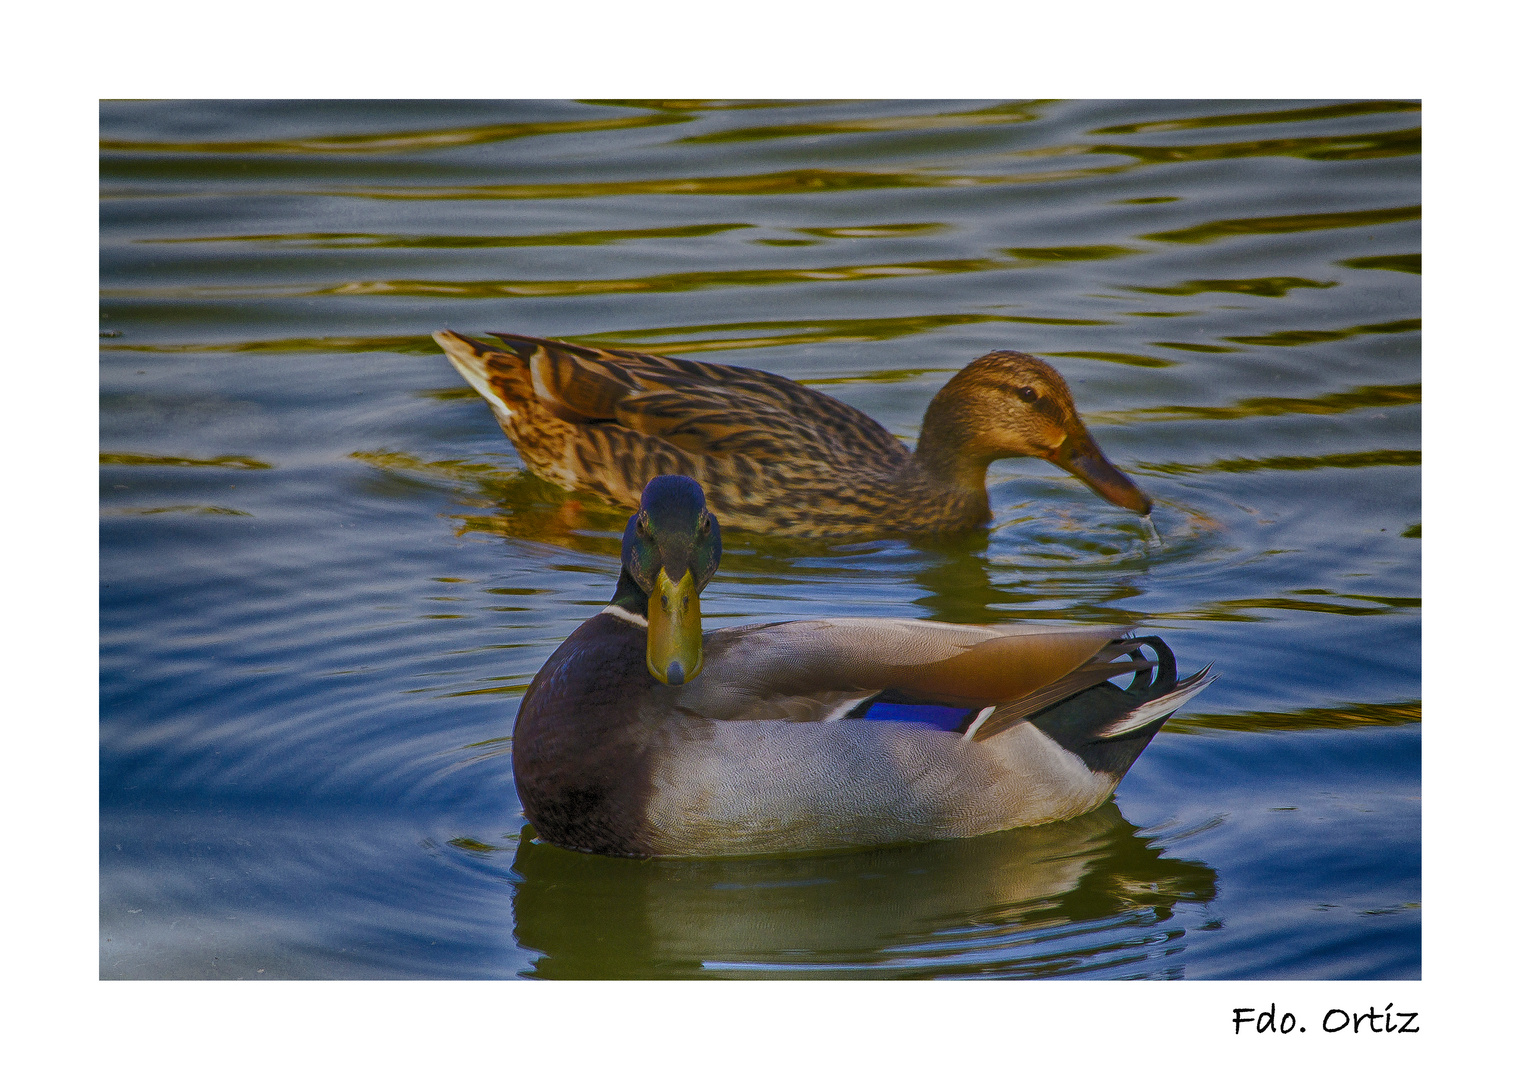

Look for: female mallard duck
[435,330,1151,538]
[514,475,1212,856]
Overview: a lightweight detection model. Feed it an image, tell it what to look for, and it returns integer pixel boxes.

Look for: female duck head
[619,475,722,686]
[915,351,1152,516]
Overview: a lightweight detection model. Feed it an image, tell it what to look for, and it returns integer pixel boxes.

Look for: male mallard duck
[514,475,1212,856]
[435,330,1151,538]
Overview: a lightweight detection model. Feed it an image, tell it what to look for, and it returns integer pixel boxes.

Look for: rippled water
[100,99,1419,979]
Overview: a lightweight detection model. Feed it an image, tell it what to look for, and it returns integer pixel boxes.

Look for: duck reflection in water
[905,526,1158,627]
[509,803,1218,979]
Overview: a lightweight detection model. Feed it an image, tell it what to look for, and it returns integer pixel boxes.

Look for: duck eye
[636,514,652,537]
[1016,386,1038,404]
[698,516,711,535]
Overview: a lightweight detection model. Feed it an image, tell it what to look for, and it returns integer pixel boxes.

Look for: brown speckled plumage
[434,331,1150,538]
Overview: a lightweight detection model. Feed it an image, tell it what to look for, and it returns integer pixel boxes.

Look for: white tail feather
[435,331,515,421]
[1096,667,1216,738]
[960,705,996,742]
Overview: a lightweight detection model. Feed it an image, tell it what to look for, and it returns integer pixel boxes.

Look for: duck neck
[909,397,994,520]
[608,569,650,619]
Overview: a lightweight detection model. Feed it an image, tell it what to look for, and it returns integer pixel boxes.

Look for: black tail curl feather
[966,634,1185,743]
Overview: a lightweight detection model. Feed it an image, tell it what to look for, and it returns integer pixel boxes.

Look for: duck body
[513,476,1212,858]
[517,610,1211,856]
[435,330,1150,538]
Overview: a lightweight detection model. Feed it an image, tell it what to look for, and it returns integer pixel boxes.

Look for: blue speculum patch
[861,702,975,731]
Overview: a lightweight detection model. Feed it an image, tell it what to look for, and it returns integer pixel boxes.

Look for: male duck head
[612,475,722,686]
[914,351,1152,516]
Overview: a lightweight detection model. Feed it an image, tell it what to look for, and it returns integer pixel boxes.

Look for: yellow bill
[647,568,703,685]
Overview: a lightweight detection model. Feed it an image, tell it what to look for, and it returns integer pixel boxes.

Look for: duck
[513,475,1212,857]
[434,330,1152,538]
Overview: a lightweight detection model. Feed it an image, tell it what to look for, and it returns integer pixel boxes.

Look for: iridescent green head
[617,475,722,686]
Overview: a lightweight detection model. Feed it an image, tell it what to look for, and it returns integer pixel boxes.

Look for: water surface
[100,99,1419,979]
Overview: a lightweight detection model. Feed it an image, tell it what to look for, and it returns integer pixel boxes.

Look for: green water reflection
[1091,382,1420,424]
[1224,318,1420,348]
[1125,276,1337,298]
[1137,450,1420,476]
[1165,700,1419,734]
[101,334,443,355]
[1045,350,1176,368]
[99,452,273,469]
[146,223,756,249]
[676,100,1048,145]
[301,168,1097,201]
[508,803,1216,979]
[1003,245,1141,261]
[1090,100,1419,135]
[1142,205,1420,244]
[103,258,1016,301]
[1341,253,1420,274]
[1088,127,1419,165]
[578,313,1111,356]
[99,111,694,155]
